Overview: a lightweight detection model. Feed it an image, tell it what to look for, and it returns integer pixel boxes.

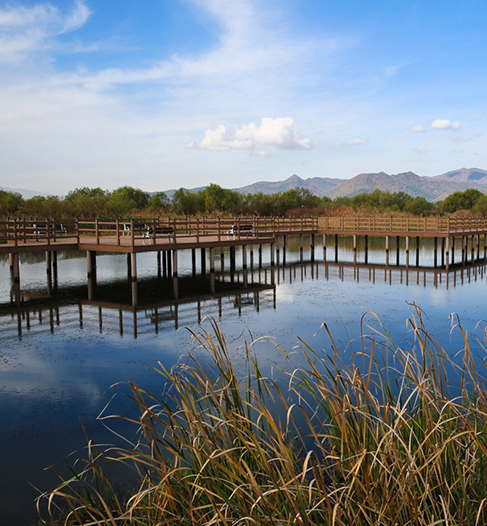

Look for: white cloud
[188,117,316,152]
[348,138,365,145]
[430,118,462,130]
[0,1,91,63]
[451,147,464,153]
[411,125,426,133]
[474,113,486,119]
[450,135,461,143]
[412,148,426,154]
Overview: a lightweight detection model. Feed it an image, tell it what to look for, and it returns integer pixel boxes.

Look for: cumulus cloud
[411,125,426,133]
[187,117,316,152]
[0,0,91,62]
[348,138,365,145]
[430,118,461,130]
[474,113,486,119]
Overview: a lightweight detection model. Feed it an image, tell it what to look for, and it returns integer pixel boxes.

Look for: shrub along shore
[40,306,487,525]
[2,185,487,218]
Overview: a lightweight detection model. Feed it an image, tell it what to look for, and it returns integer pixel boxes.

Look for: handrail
[2,216,487,248]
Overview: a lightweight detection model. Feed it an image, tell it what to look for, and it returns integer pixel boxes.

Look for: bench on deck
[226,223,253,240]
[145,225,174,244]
[33,221,67,237]
[122,222,174,244]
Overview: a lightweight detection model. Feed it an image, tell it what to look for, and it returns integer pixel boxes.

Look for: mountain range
[4,167,487,202]
[234,168,487,202]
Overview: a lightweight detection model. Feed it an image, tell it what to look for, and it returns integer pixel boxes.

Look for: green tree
[148,192,170,211]
[107,186,150,215]
[440,189,484,214]
[0,190,23,216]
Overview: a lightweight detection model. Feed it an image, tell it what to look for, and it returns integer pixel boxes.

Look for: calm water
[1,235,487,525]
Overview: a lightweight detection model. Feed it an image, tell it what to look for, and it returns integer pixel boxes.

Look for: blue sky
[0,0,486,195]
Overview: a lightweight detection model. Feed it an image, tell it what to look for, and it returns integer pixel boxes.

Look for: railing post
[196,217,200,243]
[130,219,134,248]
[218,216,221,241]
[96,218,100,245]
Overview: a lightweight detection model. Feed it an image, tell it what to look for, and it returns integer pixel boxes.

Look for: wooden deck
[318,216,487,237]
[0,216,318,255]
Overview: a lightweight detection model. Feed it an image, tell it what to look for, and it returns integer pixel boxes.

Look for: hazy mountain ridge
[5,168,487,202]
[324,169,487,201]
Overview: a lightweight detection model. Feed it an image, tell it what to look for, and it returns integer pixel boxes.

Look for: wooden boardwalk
[2,216,487,285]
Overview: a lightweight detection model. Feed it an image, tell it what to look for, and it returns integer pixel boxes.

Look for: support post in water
[172,249,178,278]
[210,247,215,273]
[416,236,420,267]
[396,236,400,266]
[335,234,338,263]
[445,236,450,270]
[364,235,368,264]
[192,249,196,276]
[434,237,438,268]
[200,248,206,274]
[322,233,326,261]
[242,244,247,270]
[87,250,96,280]
[311,233,315,262]
[405,236,409,267]
[11,252,20,283]
[385,235,389,266]
[130,252,137,281]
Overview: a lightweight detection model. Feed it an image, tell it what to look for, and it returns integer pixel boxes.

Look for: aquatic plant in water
[40,305,487,525]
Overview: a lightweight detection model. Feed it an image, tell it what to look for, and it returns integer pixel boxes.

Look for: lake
[1,235,487,525]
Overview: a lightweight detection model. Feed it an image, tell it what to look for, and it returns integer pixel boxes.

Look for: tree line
[1,184,487,218]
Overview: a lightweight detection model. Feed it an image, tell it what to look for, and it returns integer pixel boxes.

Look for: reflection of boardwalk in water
[3,256,486,340]
[275,259,487,290]
[0,271,277,339]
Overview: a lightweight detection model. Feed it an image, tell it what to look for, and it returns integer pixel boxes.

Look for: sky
[0,0,487,196]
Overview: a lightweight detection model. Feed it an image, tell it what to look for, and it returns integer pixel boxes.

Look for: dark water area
[1,235,487,525]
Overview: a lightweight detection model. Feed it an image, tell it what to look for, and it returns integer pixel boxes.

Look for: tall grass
[41,306,487,525]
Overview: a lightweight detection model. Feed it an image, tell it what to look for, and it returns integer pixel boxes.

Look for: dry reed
[40,306,487,525]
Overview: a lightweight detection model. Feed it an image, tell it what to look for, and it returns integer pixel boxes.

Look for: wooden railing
[0,216,319,247]
[318,216,487,234]
[3,216,487,247]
